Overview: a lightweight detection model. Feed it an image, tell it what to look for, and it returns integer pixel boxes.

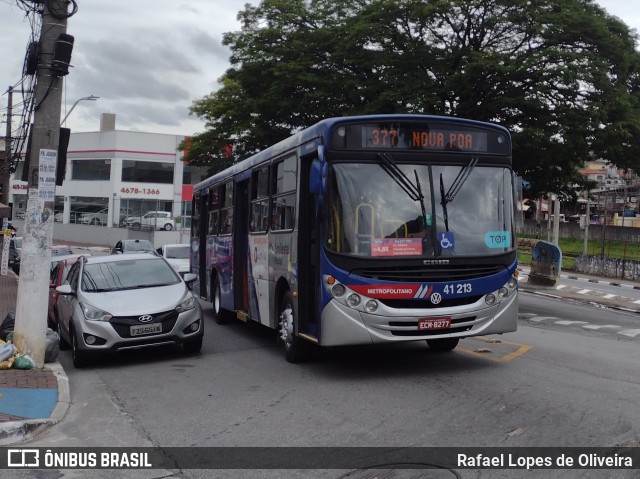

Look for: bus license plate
[417,316,451,331]
[130,323,162,336]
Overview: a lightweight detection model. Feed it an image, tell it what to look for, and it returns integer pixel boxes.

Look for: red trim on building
[67,149,176,157]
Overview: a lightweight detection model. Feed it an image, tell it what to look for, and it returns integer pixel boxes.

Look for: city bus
[191,114,518,362]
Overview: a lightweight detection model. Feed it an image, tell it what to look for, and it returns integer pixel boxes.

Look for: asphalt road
[10,292,638,479]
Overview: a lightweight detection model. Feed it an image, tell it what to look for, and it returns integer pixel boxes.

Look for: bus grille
[351,264,502,282]
[379,296,482,309]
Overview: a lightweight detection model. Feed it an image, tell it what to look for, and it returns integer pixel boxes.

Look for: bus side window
[250,166,269,233]
[271,156,297,231]
[208,211,219,235]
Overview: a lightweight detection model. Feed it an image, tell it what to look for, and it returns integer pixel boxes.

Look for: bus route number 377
[443,283,472,294]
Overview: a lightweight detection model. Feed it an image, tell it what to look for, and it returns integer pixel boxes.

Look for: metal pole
[552,195,560,245]
[583,197,589,255]
[2,87,12,218]
[60,95,99,126]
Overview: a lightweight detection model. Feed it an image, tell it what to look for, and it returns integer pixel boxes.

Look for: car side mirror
[56,284,74,295]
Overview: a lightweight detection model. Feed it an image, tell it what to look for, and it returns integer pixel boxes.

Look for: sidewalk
[0,269,70,446]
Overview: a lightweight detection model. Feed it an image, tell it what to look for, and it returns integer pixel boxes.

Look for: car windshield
[81,258,180,292]
[124,241,153,251]
[166,245,189,259]
[325,161,515,257]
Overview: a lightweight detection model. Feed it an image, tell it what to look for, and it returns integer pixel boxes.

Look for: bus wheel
[278,291,310,363]
[426,338,459,352]
[212,276,228,324]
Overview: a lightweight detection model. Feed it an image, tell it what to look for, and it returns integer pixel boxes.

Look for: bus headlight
[498,287,509,299]
[347,294,361,307]
[508,276,518,289]
[365,300,378,313]
[485,294,496,306]
[331,283,346,298]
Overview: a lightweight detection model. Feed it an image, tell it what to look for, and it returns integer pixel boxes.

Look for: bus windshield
[325,161,515,257]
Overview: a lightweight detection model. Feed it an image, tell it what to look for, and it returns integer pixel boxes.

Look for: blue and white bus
[191,114,518,362]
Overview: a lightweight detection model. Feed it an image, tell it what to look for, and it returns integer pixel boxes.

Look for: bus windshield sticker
[371,238,422,257]
[484,231,510,248]
[438,232,455,250]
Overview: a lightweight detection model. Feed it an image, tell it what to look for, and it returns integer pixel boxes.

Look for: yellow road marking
[458,336,532,362]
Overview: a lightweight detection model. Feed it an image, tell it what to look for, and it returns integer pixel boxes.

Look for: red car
[48,254,90,330]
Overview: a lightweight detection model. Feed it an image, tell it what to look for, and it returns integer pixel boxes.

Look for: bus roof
[193,114,509,193]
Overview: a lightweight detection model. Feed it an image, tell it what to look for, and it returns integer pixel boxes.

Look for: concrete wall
[50,223,191,249]
[520,219,640,243]
[10,219,189,249]
[573,254,640,282]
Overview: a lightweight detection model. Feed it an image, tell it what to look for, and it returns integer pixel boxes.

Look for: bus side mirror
[309,149,326,195]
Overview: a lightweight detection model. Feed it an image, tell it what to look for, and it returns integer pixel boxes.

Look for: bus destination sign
[332,122,509,154]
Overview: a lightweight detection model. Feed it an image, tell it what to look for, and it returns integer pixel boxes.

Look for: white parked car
[157,243,190,277]
[124,211,175,231]
[79,208,109,225]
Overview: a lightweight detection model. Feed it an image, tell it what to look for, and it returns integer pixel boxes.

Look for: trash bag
[0,311,15,341]
[45,329,60,363]
[0,341,14,361]
[12,354,34,369]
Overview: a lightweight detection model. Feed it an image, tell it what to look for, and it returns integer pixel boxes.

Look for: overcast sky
[0,0,638,138]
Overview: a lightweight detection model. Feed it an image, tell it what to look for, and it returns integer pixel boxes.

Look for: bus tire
[278,291,311,363]
[426,337,459,352]
[212,276,229,324]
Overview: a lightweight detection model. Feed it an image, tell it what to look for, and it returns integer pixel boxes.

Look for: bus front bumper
[319,292,518,347]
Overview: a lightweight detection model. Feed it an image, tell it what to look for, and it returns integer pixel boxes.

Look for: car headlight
[176,292,196,312]
[81,303,112,321]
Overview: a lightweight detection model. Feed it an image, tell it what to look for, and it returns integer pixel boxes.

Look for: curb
[0,361,70,446]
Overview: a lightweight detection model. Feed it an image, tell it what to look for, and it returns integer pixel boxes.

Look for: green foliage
[186,0,640,192]
[518,233,640,270]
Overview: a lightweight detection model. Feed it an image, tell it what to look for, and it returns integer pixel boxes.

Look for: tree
[184,0,640,195]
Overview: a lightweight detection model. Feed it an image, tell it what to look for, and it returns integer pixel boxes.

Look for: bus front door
[233,179,250,317]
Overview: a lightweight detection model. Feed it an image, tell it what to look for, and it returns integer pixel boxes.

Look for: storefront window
[122,160,174,184]
[71,160,111,180]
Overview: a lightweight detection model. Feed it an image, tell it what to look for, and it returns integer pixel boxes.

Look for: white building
[9,113,208,227]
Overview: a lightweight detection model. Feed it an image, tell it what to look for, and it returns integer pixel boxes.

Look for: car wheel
[163,223,173,231]
[212,276,229,324]
[132,222,141,231]
[183,337,202,354]
[426,337,459,352]
[278,290,311,363]
[71,326,88,368]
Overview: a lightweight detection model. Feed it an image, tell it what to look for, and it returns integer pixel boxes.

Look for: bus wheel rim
[279,306,294,349]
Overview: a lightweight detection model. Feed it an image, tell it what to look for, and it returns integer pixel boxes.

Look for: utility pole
[13,0,73,368]
[2,86,12,223]
[583,197,589,255]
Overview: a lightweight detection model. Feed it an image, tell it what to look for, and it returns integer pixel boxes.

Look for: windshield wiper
[377,153,430,243]
[440,157,478,232]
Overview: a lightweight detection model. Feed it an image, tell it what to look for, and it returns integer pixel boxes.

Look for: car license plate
[417,316,451,331]
[130,323,162,336]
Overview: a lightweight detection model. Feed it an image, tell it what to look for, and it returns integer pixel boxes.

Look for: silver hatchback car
[55,253,204,367]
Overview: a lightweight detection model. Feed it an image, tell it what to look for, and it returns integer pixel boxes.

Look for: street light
[60,95,100,126]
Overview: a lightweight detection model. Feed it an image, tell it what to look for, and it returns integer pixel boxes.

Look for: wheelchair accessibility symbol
[439,232,454,250]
